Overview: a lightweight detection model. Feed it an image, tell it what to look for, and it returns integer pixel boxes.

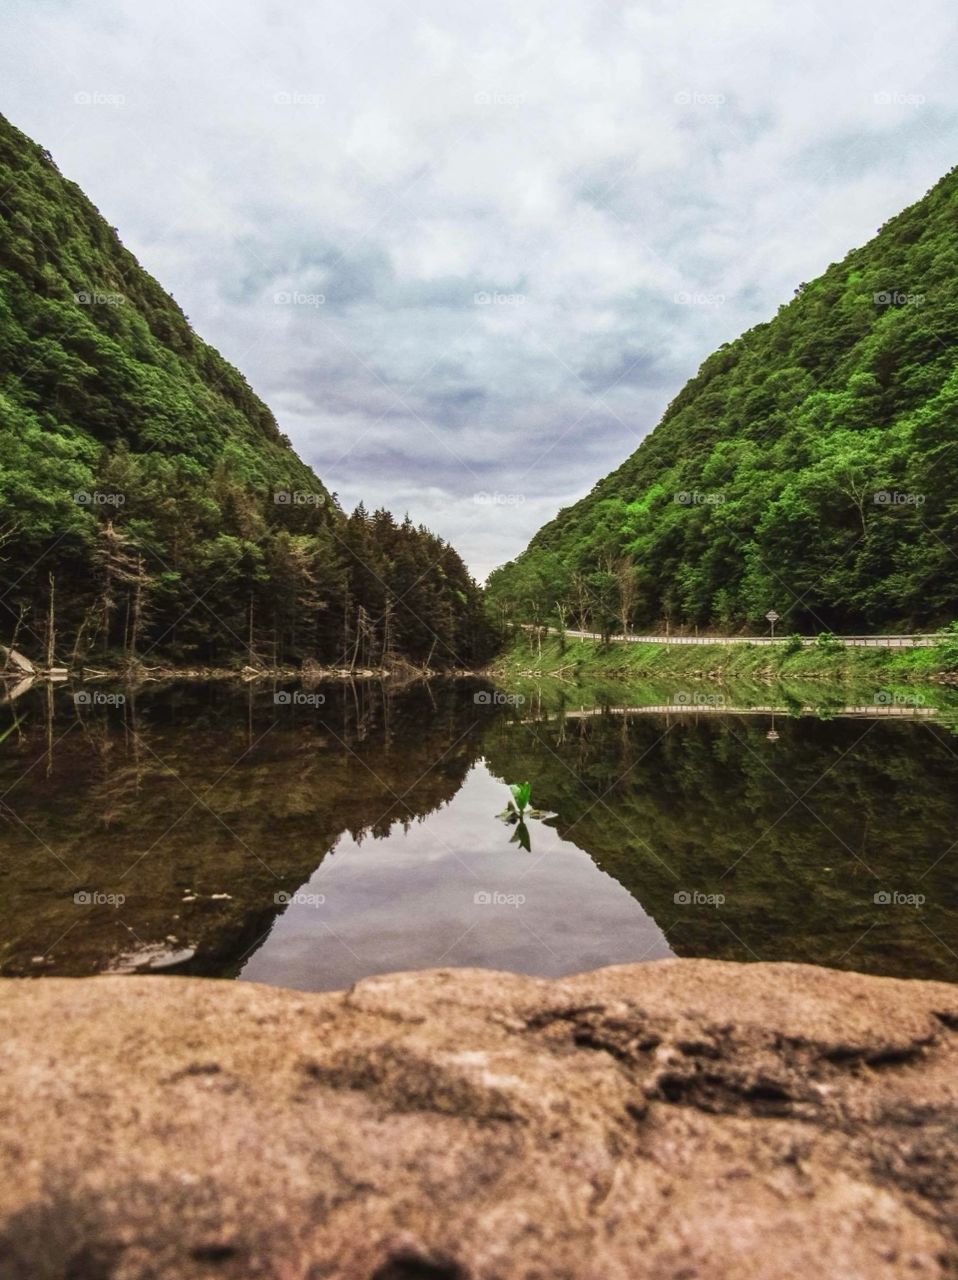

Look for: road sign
[765,611,779,622]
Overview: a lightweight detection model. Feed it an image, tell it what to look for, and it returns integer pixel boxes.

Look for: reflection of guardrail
[518,703,941,722]
[0,675,36,705]
[527,626,941,649]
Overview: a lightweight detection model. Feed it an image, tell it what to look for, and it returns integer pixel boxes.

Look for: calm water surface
[1,678,956,988]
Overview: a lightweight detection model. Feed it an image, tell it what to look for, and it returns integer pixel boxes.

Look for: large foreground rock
[1,961,957,1279]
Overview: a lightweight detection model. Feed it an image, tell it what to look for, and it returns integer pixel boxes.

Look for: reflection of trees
[0,680,485,977]
[7,680,956,986]
[484,710,958,981]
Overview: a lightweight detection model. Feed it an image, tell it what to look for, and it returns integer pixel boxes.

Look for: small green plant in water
[509,781,532,814]
[510,817,532,852]
[497,781,539,851]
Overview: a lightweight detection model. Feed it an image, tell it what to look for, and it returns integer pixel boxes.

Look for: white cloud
[1,0,956,578]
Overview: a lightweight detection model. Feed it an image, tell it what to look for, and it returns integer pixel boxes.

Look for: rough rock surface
[1,960,958,1279]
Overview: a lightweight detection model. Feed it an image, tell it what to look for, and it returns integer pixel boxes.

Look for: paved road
[531,627,941,650]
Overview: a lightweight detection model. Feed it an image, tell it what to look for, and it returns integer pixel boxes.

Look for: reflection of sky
[240,761,672,991]
[3,1,956,577]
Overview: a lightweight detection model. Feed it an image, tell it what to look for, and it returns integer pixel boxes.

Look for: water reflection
[483,698,958,981]
[0,678,955,987]
[0,679,483,979]
[241,761,670,991]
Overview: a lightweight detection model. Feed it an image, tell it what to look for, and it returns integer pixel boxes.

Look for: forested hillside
[488,168,958,635]
[0,114,493,670]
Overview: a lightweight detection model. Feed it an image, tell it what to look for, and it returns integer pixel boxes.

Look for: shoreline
[491,632,958,687]
[0,659,485,695]
[6,631,958,693]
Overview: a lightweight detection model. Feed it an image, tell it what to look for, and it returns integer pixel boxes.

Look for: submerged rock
[105,943,197,973]
[0,959,957,1278]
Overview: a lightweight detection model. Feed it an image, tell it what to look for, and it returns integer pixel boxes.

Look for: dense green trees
[0,116,494,669]
[488,167,958,634]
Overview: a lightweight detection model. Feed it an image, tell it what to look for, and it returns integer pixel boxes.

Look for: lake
[1,678,956,988]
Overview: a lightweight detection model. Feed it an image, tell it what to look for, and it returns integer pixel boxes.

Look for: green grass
[492,632,958,696]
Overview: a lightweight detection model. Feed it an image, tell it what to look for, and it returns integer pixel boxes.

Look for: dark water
[1,678,956,988]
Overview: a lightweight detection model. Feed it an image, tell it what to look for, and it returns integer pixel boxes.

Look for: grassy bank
[492,632,958,690]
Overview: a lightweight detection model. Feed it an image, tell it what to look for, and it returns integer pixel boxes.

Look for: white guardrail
[520,704,941,722]
[531,627,942,650]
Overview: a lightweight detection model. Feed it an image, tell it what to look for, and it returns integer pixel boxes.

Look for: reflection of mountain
[5,683,957,984]
[0,681,485,977]
[483,708,958,981]
[239,760,673,992]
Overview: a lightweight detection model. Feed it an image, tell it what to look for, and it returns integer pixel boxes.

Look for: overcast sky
[2,0,956,578]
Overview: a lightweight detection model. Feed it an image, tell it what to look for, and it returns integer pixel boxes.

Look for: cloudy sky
[2,0,956,578]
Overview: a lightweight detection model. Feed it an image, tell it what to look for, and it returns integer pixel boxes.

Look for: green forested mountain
[0,114,493,669]
[488,168,958,634]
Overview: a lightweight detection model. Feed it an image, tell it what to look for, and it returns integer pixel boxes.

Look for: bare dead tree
[616,556,638,640]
